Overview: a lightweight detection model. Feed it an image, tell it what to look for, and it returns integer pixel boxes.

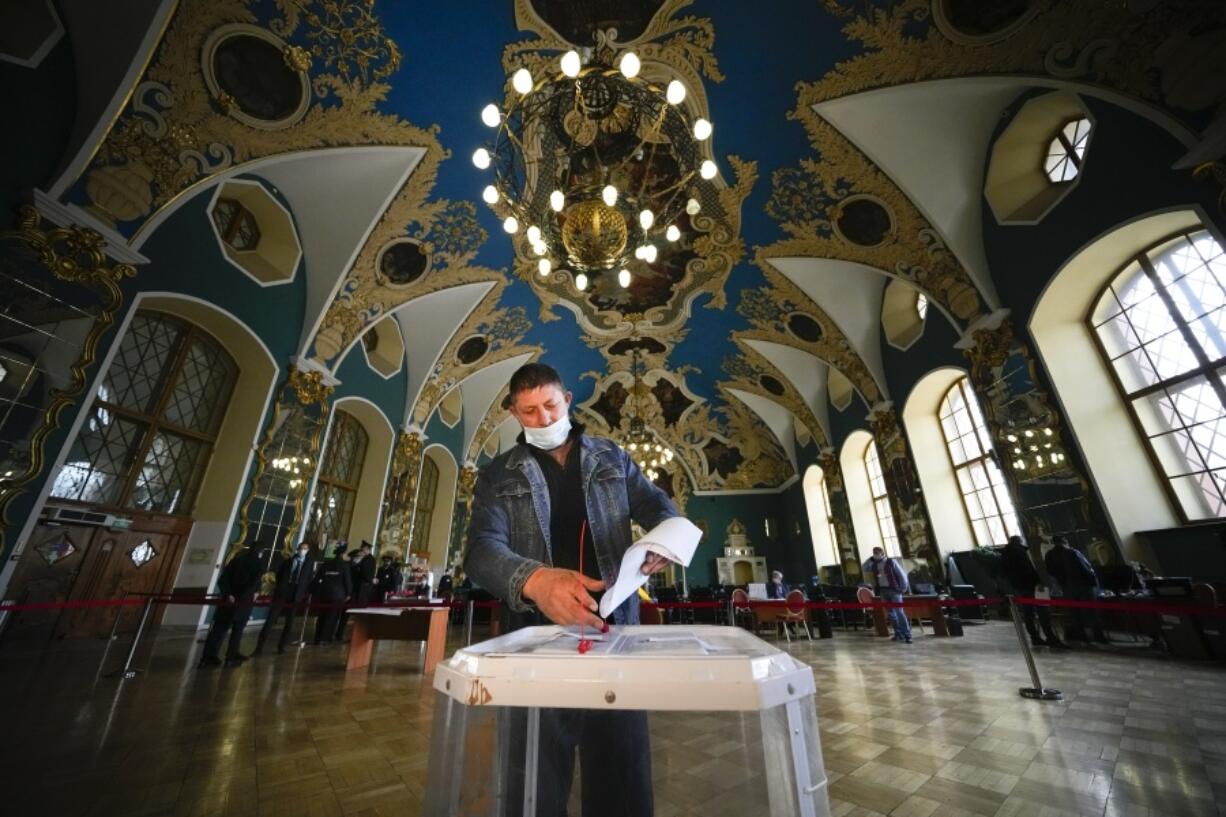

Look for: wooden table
[865,592,950,637]
[345,606,449,673]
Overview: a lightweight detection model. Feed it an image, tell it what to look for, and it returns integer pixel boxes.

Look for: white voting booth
[423,624,829,817]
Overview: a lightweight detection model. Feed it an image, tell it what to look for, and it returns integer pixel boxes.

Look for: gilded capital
[288,368,333,406]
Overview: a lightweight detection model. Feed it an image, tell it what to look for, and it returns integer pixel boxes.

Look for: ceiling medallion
[474,47,716,291]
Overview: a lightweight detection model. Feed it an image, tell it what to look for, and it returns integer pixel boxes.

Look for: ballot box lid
[433,625,815,712]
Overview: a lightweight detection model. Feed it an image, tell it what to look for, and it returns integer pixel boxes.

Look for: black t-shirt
[527,430,599,583]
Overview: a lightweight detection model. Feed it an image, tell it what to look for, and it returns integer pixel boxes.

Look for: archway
[801,465,839,569]
[306,396,394,550]
[840,429,882,562]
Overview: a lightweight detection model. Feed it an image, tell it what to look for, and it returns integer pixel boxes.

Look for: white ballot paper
[598,516,702,618]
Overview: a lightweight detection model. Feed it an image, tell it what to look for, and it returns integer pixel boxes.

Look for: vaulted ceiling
[43,0,1226,493]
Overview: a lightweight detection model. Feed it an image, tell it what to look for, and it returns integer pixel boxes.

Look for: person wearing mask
[765,570,789,599]
[199,543,265,667]
[862,546,912,643]
[1001,535,1064,648]
[351,542,377,604]
[1043,536,1108,644]
[255,541,316,654]
[464,362,680,816]
[312,545,352,644]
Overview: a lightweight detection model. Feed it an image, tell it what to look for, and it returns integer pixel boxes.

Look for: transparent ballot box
[423,625,828,817]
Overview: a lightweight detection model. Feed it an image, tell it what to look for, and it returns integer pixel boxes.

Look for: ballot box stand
[423,625,829,817]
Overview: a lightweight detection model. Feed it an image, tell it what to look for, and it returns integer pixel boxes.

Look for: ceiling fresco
[46,0,1226,493]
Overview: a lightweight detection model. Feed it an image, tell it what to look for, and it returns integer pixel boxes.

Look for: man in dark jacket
[351,542,377,604]
[199,543,266,667]
[1043,536,1108,644]
[375,553,401,603]
[255,541,316,654]
[1002,536,1064,648]
[313,546,353,644]
[765,570,789,599]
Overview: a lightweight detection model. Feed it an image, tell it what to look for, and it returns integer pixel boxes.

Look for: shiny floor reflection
[0,621,1222,816]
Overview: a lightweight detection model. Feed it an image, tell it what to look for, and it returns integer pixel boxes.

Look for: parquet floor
[0,619,1222,816]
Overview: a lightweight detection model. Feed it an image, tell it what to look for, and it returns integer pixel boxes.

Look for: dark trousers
[1062,588,1107,642]
[1016,586,1060,643]
[506,708,652,817]
[202,604,252,660]
[314,601,344,644]
[258,596,304,651]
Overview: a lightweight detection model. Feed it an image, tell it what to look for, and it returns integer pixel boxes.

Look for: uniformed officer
[312,545,352,644]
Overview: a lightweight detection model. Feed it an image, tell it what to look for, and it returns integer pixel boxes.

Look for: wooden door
[3,514,190,641]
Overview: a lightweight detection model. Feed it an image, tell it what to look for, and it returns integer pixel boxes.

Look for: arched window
[411,455,439,555]
[864,440,901,557]
[1091,230,1226,519]
[308,410,368,542]
[1044,117,1091,183]
[50,312,237,515]
[939,377,1021,544]
[802,466,840,568]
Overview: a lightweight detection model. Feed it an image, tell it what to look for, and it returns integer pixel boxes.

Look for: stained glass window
[939,377,1022,545]
[1092,230,1226,519]
[306,410,368,544]
[1045,117,1091,183]
[864,440,901,557]
[50,312,237,515]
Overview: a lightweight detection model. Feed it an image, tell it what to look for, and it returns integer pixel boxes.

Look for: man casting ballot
[464,362,682,817]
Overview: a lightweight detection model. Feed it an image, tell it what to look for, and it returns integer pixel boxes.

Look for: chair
[730,588,754,630]
[778,590,812,643]
[950,584,987,621]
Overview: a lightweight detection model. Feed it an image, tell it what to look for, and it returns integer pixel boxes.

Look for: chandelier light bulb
[575,272,589,291]
[538,258,551,277]
[532,241,547,256]
[686,197,701,215]
[503,215,519,234]
[481,103,501,128]
[602,184,618,206]
[482,185,499,204]
[666,80,687,105]
[619,51,641,79]
[700,160,718,180]
[634,245,646,260]
[560,50,581,78]
[618,268,631,288]
[472,148,491,169]
[639,209,654,230]
[526,225,541,243]
[666,224,680,242]
[550,190,565,211]
[512,67,533,95]
[693,118,712,140]
[643,244,658,263]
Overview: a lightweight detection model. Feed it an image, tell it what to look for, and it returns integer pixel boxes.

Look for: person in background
[765,570,789,599]
[375,553,400,603]
[199,543,265,667]
[1002,535,1064,649]
[1043,535,1108,644]
[255,541,316,654]
[351,542,377,604]
[862,546,912,644]
[312,545,352,644]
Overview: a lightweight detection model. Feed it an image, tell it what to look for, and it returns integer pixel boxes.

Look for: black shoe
[224,655,248,666]
[198,656,222,668]
[252,646,264,656]
[1031,637,1047,647]
[1047,639,1068,649]
[276,645,286,654]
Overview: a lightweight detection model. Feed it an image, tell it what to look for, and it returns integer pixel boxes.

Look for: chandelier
[622,351,675,481]
[473,47,716,291]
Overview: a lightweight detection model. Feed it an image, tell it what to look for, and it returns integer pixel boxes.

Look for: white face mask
[523,412,572,450]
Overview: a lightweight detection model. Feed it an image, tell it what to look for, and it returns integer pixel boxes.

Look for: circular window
[203,26,309,129]
[379,240,430,286]
[834,196,893,247]
[759,375,786,396]
[933,0,1038,45]
[456,335,490,365]
[786,313,823,343]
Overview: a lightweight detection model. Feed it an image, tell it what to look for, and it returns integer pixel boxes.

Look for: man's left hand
[641,553,671,575]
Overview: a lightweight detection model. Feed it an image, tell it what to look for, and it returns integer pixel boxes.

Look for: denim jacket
[463,432,678,624]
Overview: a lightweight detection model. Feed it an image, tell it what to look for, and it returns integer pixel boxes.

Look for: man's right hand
[522,567,605,628]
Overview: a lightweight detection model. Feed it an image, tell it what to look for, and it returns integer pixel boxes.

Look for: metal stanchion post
[1009,596,1063,701]
[111,597,155,680]
[296,594,312,648]
[107,593,132,642]
[465,600,475,646]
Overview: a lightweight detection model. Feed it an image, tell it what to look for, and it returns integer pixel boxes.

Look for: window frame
[863,438,901,557]
[308,409,368,543]
[1044,117,1091,184]
[411,455,440,556]
[1088,229,1226,522]
[937,376,1022,546]
[820,472,840,563]
[49,312,237,516]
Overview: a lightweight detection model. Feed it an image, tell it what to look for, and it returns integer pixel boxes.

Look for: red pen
[578,520,594,654]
